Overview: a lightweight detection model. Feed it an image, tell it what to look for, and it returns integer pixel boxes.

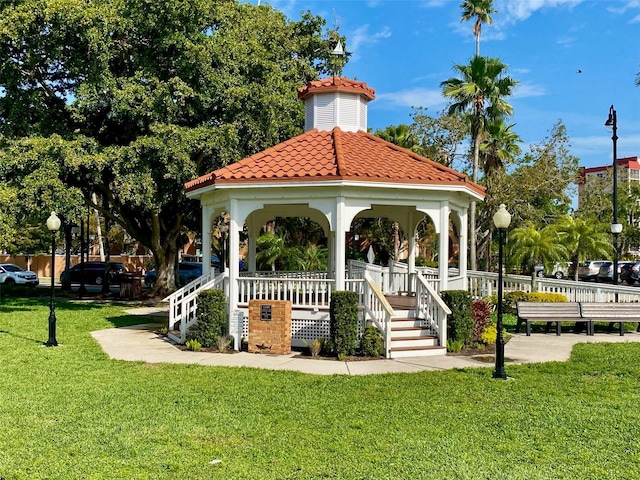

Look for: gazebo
[179,76,484,356]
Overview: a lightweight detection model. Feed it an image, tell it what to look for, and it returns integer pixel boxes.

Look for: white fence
[468,270,640,303]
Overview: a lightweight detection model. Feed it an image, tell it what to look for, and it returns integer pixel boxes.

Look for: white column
[228,199,242,350]
[334,198,346,290]
[439,202,450,291]
[201,204,213,275]
[458,209,469,289]
[246,217,259,272]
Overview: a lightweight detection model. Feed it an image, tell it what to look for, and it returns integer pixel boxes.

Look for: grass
[2,297,640,479]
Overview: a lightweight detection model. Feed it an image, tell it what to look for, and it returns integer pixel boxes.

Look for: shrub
[442,290,474,346]
[330,290,359,357]
[472,299,491,342]
[446,339,464,353]
[302,338,324,357]
[185,339,201,351]
[187,289,227,347]
[360,325,384,357]
[499,291,568,313]
[216,335,233,352]
[481,325,497,345]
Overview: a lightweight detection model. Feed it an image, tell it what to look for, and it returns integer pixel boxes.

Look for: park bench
[579,302,640,336]
[516,302,592,336]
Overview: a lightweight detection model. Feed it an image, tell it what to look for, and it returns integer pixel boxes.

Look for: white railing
[415,274,451,347]
[363,273,394,358]
[237,276,334,308]
[164,271,228,341]
[389,260,410,293]
[467,270,640,303]
[239,270,329,279]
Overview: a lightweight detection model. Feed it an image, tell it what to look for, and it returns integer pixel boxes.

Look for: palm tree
[374,124,420,153]
[256,232,286,271]
[551,215,612,281]
[441,56,518,270]
[507,222,568,277]
[480,119,522,270]
[480,119,521,176]
[460,0,498,57]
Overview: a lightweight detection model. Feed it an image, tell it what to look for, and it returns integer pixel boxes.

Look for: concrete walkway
[90,306,640,376]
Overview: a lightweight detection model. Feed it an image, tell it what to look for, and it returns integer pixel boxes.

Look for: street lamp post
[493,204,511,380]
[605,105,622,285]
[46,212,61,347]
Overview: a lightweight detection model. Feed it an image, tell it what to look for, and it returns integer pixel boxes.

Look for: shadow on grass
[104,314,164,329]
[0,328,48,346]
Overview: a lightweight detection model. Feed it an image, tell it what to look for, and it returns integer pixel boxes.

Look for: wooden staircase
[385,294,446,358]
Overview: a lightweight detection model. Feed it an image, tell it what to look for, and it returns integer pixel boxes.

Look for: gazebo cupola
[297,77,375,133]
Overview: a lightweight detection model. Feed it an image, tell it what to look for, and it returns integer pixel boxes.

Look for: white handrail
[415,273,451,347]
[164,270,227,336]
[363,272,394,358]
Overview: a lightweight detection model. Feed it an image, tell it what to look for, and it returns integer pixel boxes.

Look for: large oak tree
[0,0,343,294]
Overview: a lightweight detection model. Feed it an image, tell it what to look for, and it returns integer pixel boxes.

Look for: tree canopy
[0,0,343,293]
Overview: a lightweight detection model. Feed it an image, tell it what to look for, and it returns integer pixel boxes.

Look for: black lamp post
[493,204,511,380]
[605,105,623,285]
[46,212,61,347]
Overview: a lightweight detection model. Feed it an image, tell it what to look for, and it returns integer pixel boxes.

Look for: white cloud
[348,24,392,53]
[556,36,576,47]
[496,0,584,23]
[512,83,546,99]
[607,0,640,15]
[631,13,640,23]
[376,87,446,109]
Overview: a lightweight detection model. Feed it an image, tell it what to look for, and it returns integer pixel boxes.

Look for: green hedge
[441,290,473,346]
[330,290,359,357]
[495,291,568,314]
[187,289,227,347]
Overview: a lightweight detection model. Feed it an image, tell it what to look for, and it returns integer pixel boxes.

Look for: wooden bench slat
[516,302,590,336]
[515,301,640,337]
[580,302,640,336]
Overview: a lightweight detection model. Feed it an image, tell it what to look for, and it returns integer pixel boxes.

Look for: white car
[0,263,40,286]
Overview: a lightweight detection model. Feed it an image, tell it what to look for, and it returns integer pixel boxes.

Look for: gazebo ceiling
[185,127,485,198]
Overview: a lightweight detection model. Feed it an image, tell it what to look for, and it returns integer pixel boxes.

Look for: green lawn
[2,297,640,479]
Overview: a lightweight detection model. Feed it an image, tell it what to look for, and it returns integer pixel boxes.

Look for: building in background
[578,156,640,209]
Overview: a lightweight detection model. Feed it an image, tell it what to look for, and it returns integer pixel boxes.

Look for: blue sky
[265,0,640,172]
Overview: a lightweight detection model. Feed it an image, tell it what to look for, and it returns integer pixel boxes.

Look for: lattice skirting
[241,310,364,347]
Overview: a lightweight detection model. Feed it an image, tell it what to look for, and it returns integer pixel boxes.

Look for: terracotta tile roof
[185,128,485,197]
[297,76,375,101]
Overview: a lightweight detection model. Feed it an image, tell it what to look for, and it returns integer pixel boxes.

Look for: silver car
[0,263,40,286]
[578,260,608,281]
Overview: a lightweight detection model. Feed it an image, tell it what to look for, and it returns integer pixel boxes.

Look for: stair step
[391,334,437,341]
[390,336,438,349]
[389,346,447,358]
[391,328,433,338]
[391,319,424,329]
[385,294,417,309]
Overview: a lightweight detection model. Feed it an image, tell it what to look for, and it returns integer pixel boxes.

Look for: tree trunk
[62,224,72,291]
[469,132,481,270]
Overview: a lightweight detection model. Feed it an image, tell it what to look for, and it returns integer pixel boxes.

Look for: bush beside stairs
[385,294,446,358]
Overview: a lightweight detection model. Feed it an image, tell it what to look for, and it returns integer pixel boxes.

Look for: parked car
[144,262,203,288]
[624,261,640,285]
[533,262,571,279]
[578,260,608,281]
[619,261,636,284]
[597,261,635,283]
[61,261,127,285]
[0,263,39,286]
